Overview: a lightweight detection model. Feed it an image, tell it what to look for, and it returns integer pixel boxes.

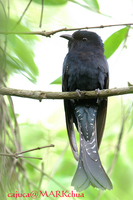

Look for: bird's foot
[95,88,100,104]
[76,89,81,97]
[95,88,100,96]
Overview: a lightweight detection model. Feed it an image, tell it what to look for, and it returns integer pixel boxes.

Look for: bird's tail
[71,105,112,192]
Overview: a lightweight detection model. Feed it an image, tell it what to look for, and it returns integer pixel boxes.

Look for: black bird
[61,30,112,192]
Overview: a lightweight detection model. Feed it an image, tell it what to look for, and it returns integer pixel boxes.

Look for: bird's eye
[82,38,88,41]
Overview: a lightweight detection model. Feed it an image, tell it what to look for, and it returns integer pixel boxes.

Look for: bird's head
[60,30,104,51]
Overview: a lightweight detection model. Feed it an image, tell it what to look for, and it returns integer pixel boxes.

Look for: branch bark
[0,144,54,160]
[0,86,133,100]
[0,23,133,37]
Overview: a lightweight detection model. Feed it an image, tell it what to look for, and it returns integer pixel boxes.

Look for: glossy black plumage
[61,30,112,191]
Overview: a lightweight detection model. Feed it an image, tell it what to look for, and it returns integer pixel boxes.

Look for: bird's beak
[60,34,73,41]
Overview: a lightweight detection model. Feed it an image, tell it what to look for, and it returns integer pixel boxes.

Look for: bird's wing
[97,59,109,148]
[96,99,107,148]
[62,56,79,161]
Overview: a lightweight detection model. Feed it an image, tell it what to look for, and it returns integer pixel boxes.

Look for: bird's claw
[95,88,100,104]
[95,88,100,96]
[76,89,81,97]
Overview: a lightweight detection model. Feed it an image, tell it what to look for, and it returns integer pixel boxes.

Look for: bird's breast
[67,56,100,91]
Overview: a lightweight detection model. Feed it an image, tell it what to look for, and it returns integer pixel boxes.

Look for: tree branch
[0,23,133,37]
[0,144,54,160]
[0,86,132,100]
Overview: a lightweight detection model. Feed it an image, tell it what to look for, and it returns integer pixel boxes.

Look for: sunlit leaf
[7,34,39,83]
[70,0,97,12]
[83,0,99,11]
[0,17,39,83]
[6,54,37,83]
[104,27,129,59]
[9,18,39,42]
[50,76,62,84]
[33,0,67,5]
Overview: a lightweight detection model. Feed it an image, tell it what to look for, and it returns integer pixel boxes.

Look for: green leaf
[83,0,99,11]
[1,18,39,83]
[7,34,39,83]
[6,54,37,83]
[104,27,129,59]
[50,76,62,84]
[33,0,67,5]
[8,18,39,41]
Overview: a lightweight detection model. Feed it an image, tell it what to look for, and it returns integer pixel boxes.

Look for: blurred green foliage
[0,0,133,200]
[33,0,67,5]
[0,4,39,83]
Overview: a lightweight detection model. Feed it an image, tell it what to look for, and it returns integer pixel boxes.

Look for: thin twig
[0,23,133,37]
[4,99,19,150]
[24,159,67,191]
[38,162,44,188]
[0,86,133,100]
[108,97,130,175]
[0,153,42,159]
[22,170,41,191]
[12,0,33,31]
[39,0,44,28]
[0,1,7,19]
[17,156,42,160]
[0,144,54,160]
[7,95,21,151]
[50,142,69,177]
[17,144,54,155]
